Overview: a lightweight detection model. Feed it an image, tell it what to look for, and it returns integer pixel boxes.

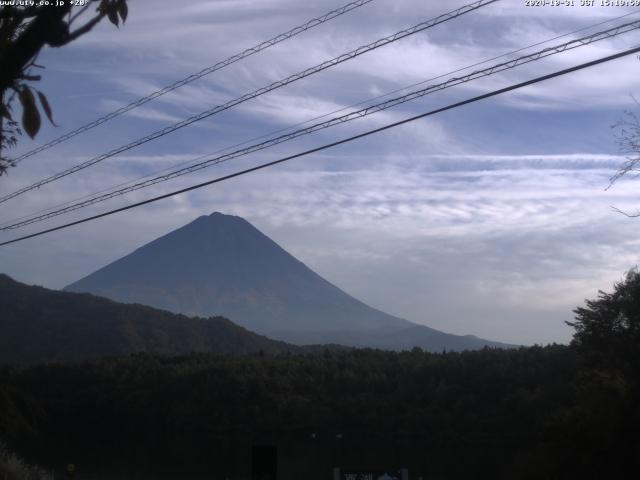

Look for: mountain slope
[65,212,512,350]
[65,213,411,334]
[0,274,297,363]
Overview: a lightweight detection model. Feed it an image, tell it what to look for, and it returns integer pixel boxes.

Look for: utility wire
[5,8,636,230]
[2,44,639,247]
[0,0,499,206]
[10,0,376,164]
[3,18,639,230]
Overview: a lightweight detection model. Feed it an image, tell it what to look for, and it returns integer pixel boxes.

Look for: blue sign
[341,471,401,480]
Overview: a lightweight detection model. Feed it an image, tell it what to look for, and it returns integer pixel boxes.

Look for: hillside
[1,346,628,479]
[65,212,512,351]
[0,274,297,363]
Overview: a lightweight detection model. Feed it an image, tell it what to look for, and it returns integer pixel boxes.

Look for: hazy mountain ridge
[0,274,299,363]
[65,212,513,351]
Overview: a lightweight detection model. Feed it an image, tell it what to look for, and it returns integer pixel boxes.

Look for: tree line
[1,270,639,479]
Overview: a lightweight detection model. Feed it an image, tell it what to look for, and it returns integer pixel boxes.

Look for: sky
[2,0,640,345]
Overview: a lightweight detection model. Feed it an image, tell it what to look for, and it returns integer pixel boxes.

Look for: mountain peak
[205,211,241,220]
[65,213,409,337]
[185,212,256,233]
[64,214,511,350]
[209,211,231,218]
[191,211,246,224]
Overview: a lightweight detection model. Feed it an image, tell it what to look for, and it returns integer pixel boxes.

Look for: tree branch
[0,5,72,91]
[64,12,107,45]
[0,6,46,21]
[69,2,95,26]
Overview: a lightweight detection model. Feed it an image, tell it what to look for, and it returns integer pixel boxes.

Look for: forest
[1,270,639,479]
[2,2,640,479]
[0,273,300,362]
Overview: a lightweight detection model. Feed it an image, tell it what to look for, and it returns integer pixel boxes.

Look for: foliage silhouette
[0,0,128,175]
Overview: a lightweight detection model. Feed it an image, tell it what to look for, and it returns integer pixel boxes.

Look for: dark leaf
[118,1,128,23]
[0,103,12,121]
[107,6,119,27]
[19,87,41,139]
[36,90,57,126]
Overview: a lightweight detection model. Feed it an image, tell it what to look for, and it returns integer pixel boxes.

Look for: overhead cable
[6,7,636,230]
[10,0,376,164]
[0,0,499,205]
[1,43,639,247]
[3,18,639,230]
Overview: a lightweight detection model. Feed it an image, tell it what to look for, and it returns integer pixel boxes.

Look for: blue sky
[2,0,640,344]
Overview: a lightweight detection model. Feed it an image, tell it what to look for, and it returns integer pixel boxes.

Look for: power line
[6,8,636,230]
[10,0,376,165]
[2,44,638,247]
[0,0,499,206]
[4,18,640,230]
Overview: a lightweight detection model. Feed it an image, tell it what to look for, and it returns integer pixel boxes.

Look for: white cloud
[4,1,640,345]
